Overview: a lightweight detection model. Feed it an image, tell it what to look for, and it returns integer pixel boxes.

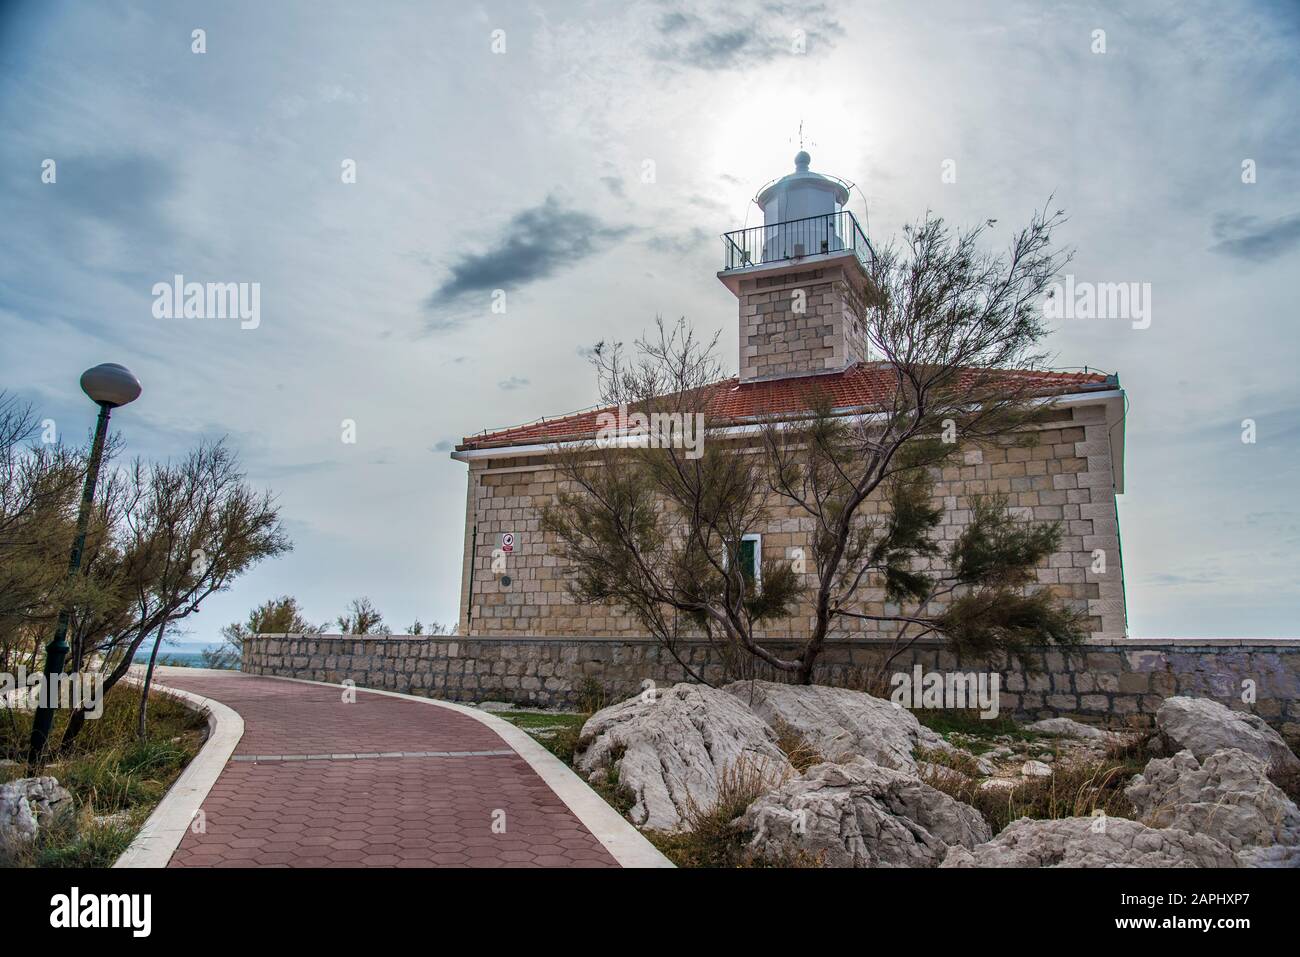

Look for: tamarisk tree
[542,206,1088,685]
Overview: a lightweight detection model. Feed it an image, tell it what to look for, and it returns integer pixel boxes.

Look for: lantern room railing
[721,210,874,273]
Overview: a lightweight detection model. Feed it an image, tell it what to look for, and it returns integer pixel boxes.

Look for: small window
[738,533,761,586]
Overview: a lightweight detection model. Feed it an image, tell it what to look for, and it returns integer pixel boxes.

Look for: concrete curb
[131,668,673,869]
[113,670,245,868]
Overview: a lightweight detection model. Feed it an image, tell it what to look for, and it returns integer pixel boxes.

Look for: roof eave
[452,385,1127,471]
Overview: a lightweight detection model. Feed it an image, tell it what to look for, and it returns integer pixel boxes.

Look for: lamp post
[27,363,141,766]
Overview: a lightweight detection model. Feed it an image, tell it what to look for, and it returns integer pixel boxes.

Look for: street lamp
[27,363,141,765]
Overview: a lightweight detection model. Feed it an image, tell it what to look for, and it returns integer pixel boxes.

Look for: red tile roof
[457,362,1113,452]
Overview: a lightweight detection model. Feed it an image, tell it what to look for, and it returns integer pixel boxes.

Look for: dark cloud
[650,1,842,70]
[1209,211,1300,261]
[657,11,694,33]
[497,376,529,391]
[426,196,628,306]
[600,175,625,197]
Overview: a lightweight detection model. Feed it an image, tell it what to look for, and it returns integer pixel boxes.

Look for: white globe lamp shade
[80,363,142,408]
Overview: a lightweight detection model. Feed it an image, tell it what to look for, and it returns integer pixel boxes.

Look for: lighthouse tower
[718,152,875,383]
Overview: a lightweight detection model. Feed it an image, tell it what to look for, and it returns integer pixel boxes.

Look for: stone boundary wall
[242,635,1300,741]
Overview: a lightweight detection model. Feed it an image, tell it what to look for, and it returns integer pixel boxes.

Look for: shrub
[770,719,824,772]
[0,685,206,867]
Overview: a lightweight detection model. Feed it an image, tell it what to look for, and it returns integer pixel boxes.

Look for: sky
[1,0,1298,643]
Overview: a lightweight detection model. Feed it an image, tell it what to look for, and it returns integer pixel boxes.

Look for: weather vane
[792,119,817,153]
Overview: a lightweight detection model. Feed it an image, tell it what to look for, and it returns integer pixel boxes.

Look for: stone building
[451,153,1129,644]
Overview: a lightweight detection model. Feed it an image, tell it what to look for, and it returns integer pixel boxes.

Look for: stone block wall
[737,263,867,382]
[459,400,1127,641]
[242,635,1300,741]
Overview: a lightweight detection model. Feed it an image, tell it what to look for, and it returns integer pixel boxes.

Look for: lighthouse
[718,152,875,383]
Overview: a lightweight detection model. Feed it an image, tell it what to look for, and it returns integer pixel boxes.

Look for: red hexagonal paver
[158,673,618,868]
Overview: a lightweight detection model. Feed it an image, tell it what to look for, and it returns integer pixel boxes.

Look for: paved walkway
[153,672,620,868]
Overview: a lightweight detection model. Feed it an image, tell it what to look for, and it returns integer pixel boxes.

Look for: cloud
[425,196,628,308]
[646,225,711,256]
[1209,211,1300,261]
[431,439,455,452]
[497,376,530,391]
[650,0,843,70]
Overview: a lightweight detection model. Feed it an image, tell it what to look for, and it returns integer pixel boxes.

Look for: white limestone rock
[940,816,1239,868]
[1021,760,1053,778]
[739,755,991,867]
[1024,717,1118,743]
[1155,697,1300,774]
[723,680,947,771]
[0,776,72,845]
[575,683,793,832]
[1126,748,1300,867]
[1237,844,1300,868]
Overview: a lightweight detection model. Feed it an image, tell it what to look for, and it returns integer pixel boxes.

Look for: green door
[738,537,757,584]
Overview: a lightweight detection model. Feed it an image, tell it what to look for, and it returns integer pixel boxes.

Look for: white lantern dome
[755,151,850,226]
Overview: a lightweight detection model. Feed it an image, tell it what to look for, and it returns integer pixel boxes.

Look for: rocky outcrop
[940,816,1239,868]
[1237,844,1300,867]
[1126,748,1300,867]
[1024,717,1117,743]
[0,776,72,845]
[1155,697,1300,773]
[739,756,991,867]
[576,683,793,832]
[723,680,947,771]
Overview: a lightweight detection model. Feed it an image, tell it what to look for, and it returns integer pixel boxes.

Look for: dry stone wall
[242,635,1300,741]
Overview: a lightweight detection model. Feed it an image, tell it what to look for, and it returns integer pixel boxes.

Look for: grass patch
[498,711,585,731]
[922,759,1141,835]
[584,742,635,818]
[496,709,590,764]
[574,676,606,714]
[541,723,586,765]
[771,719,824,773]
[1103,729,1156,765]
[913,708,1042,743]
[5,809,138,868]
[915,745,983,778]
[0,683,207,868]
